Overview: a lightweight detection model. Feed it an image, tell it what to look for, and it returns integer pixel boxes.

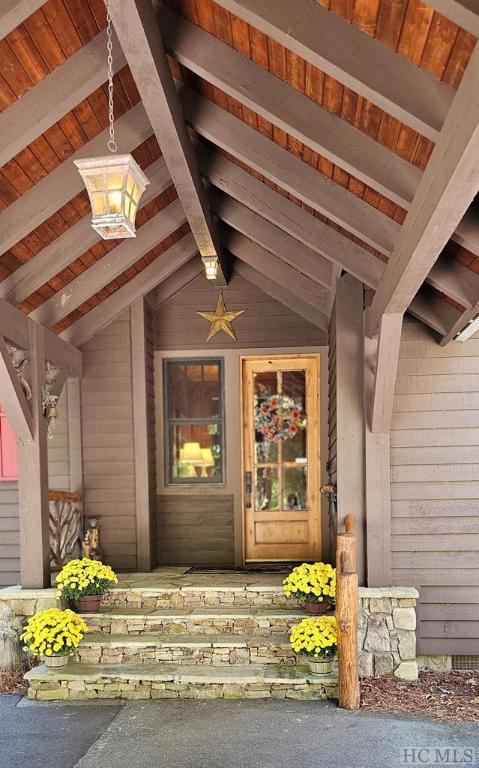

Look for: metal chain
[106,0,117,153]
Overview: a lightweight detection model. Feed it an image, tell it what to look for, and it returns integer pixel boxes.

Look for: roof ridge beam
[60,232,198,347]
[30,197,186,328]
[214,0,453,141]
[0,158,171,306]
[160,5,420,209]
[0,30,126,168]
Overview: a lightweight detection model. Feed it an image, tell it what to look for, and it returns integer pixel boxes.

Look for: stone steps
[81,607,309,636]
[74,632,298,666]
[25,661,338,701]
[103,585,291,611]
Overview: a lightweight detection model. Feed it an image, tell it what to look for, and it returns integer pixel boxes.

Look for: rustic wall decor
[197,293,245,341]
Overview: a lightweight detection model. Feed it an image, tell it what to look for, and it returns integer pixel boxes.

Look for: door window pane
[255,467,279,510]
[283,466,308,511]
[165,360,224,484]
[282,370,307,462]
[254,370,279,463]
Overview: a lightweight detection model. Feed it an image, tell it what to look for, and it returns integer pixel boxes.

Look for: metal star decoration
[197,292,245,341]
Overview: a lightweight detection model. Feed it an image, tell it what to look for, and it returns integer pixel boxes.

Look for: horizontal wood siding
[80,311,137,571]
[155,273,326,349]
[0,482,20,586]
[391,317,479,655]
[157,495,235,565]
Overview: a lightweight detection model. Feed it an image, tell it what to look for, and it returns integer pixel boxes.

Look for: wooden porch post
[18,323,50,588]
[334,274,366,584]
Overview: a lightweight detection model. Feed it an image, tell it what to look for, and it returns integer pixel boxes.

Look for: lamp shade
[74,154,149,240]
[180,442,203,464]
[200,448,215,467]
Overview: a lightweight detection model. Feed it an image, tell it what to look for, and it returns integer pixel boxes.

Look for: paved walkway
[2,694,478,768]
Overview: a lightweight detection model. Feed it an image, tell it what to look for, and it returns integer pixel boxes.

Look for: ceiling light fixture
[74,1,149,239]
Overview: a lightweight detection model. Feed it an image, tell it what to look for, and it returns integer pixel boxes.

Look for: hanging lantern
[74,155,149,239]
[202,255,219,280]
[74,1,148,240]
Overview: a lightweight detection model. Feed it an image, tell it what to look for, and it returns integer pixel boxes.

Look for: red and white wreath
[255,394,304,443]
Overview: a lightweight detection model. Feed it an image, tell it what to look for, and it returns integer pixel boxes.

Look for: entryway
[241,355,321,562]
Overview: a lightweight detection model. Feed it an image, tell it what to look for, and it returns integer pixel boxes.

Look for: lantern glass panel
[91,192,108,216]
[108,191,123,215]
[108,170,125,189]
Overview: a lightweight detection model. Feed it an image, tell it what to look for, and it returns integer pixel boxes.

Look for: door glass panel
[255,467,279,510]
[282,370,307,462]
[254,370,279,464]
[283,466,308,511]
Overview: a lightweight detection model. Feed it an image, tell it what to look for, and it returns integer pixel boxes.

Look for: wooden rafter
[154,257,204,308]
[0,103,152,257]
[30,198,186,328]
[0,30,126,168]
[215,0,453,141]
[160,5,420,209]
[424,0,479,36]
[220,226,329,328]
[0,0,44,39]
[108,0,227,285]
[60,233,198,347]
[366,44,479,337]
[0,158,171,306]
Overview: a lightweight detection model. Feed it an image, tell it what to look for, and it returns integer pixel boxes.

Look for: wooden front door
[242,355,321,561]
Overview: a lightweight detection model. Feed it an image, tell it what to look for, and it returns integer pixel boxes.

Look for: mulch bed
[0,658,38,697]
[361,670,479,724]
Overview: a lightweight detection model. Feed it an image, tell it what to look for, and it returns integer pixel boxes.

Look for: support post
[336,515,360,711]
[18,323,50,588]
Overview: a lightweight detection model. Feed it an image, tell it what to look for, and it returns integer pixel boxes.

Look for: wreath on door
[255,394,304,443]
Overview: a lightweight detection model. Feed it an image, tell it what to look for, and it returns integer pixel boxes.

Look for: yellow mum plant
[283,562,336,605]
[56,558,118,602]
[290,615,337,660]
[21,608,87,657]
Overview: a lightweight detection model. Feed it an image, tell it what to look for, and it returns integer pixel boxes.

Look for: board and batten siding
[80,310,137,571]
[391,317,479,655]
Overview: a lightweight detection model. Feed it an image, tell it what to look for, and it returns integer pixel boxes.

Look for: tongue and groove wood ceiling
[0,0,478,347]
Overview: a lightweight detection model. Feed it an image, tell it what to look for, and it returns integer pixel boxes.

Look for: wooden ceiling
[0,0,478,349]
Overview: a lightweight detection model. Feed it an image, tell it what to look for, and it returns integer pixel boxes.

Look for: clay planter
[77,595,102,613]
[306,657,335,676]
[43,654,69,669]
[302,600,333,615]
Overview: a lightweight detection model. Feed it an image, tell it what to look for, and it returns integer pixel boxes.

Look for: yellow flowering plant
[56,558,118,602]
[21,608,87,657]
[290,615,337,660]
[283,562,336,605]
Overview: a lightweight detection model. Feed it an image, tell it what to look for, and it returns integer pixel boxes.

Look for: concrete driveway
[1,695,478,768]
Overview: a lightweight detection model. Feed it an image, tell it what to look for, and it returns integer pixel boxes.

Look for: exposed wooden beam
[215,0,453,141]
[199,145,384,289]
[424,0,479,36]
[211,191,334,293]
[0,158,171,307]
[427,252,479,309]
[366,44,479,336]
[408,286,461,337]
[109,0,227,285]
[0,103,152,256]
[453,206,479,255]
[183,87,398,256]
[30,198,186,328]
[220,226,329,328]
[0,334,33,444]
[365,313,403,434]
[0,0,44,39]
[154,256,204,308]
[233,259,326,331]
[0,31,126,168]
[61,233,198,347]
[161,6,420,209]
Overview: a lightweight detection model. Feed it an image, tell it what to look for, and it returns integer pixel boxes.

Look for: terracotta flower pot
[306,657,335,676]
[77,595,102,613]
[302,599,333,615]
[43,654,69,669]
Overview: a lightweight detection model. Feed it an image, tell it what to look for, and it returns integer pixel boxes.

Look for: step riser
[74,645,298,666]
[83,615,301,636]
[102,591,292,610]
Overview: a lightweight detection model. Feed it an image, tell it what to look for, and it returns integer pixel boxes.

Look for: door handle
[245,471,252,508]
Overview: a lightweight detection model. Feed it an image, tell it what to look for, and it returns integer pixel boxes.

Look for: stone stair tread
[81,607,307,620]
[25,662,337,686]
[80,632,291,648]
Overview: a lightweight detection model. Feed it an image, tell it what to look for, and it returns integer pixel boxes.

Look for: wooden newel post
[336,515,360,710]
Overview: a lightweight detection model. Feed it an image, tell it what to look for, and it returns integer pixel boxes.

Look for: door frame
[240,353,321,563]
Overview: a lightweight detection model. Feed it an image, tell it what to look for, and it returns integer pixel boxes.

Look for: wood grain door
[242,355,320,561]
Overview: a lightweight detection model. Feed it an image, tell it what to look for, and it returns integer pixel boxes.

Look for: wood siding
[0,482,19,586]
[391,317,479,654]
[155,273,326,349]
[157,495,235,566]
[80,311,137,571]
